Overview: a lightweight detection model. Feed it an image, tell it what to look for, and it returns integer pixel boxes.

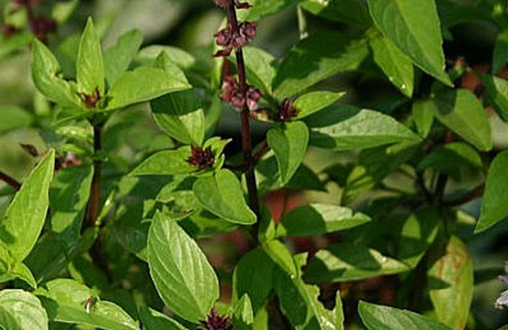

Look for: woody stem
[227,3,261,221]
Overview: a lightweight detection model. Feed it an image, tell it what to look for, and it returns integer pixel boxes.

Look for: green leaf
[427,236,473,330]
[0,150,54,261]
[273,32,369,99]
[130,147,196,176]
[397,207,440,268]
[151,89,205,146]
[268,121,309,185]
[304,243,409,283]
[105,67,191,110]
[7,262,37,288]
[49,165,94,244]
[358,301,450,330]
[412,99,435,138]
[0,290,48,330]
[274,266,344,330]
[368,0,452,86]
[104,29,143,86]
[342,142,418,204]
[263,240,298,277]
[77,18,104,95]
[294,91,345,119]
[135,45,195,70]
[276,204,371,237]
[0,33,33,59]
[432,89,492,151]
[482,75,508,122]
[243,0,306,20]
[370,34,414,97]
[476,151,508,233]
[417,142,483,181]
[233,249,274,313]
[51,0,78,23]
[139,306,186,330]
[32,40,81,109]
[301,0,372,27]
[493,29,508,74]
[193,169,257,225]
[233,295,254,330]
[36,279,139,330]
[0,106,32,134]
[148,212,219,323]
[309,107,421,150]
[238,46,276,95]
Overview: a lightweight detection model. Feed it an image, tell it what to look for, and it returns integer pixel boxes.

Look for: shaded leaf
[412,99,435,138]
[301,0,372,27]
[104,29,143,86]
[476,151,508,233]
[432,89,492,151]
[233,249,274,313]
[482,74,508,122]
[276,204,371,237]
[304,243,409,283]
[49,165,94,244]
[151,89,205,146]
[397,207,440,268]
[139,306,186,330]
[273,32,369,99]
[275,265,344,330]
[0,105,32,135]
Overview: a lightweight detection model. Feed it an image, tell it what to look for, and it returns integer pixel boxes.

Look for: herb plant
[1,0,508,329]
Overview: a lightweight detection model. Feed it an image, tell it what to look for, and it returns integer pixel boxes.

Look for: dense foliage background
[1,0,508,329]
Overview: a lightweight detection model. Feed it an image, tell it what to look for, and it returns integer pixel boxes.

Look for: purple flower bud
[220,76,262,111]
[277,99,298,121]
[213,22,257,57]
[240,22,257,39]
[187,146,215,169]
[200,309,233,330]
[2,24,20,37]
[31,16,57,41]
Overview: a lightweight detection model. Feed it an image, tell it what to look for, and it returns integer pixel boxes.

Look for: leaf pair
[32,18,191,114]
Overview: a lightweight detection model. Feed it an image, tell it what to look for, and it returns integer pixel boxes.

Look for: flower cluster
[214,22,257,57]
[277,99,298,122]
[3,0,57,41]
[30,16,57,41]
[215,0,251,9]
[221,76,262,111]
[188,146,215,169]
[496,261,508,309]
[200,310,234,330]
